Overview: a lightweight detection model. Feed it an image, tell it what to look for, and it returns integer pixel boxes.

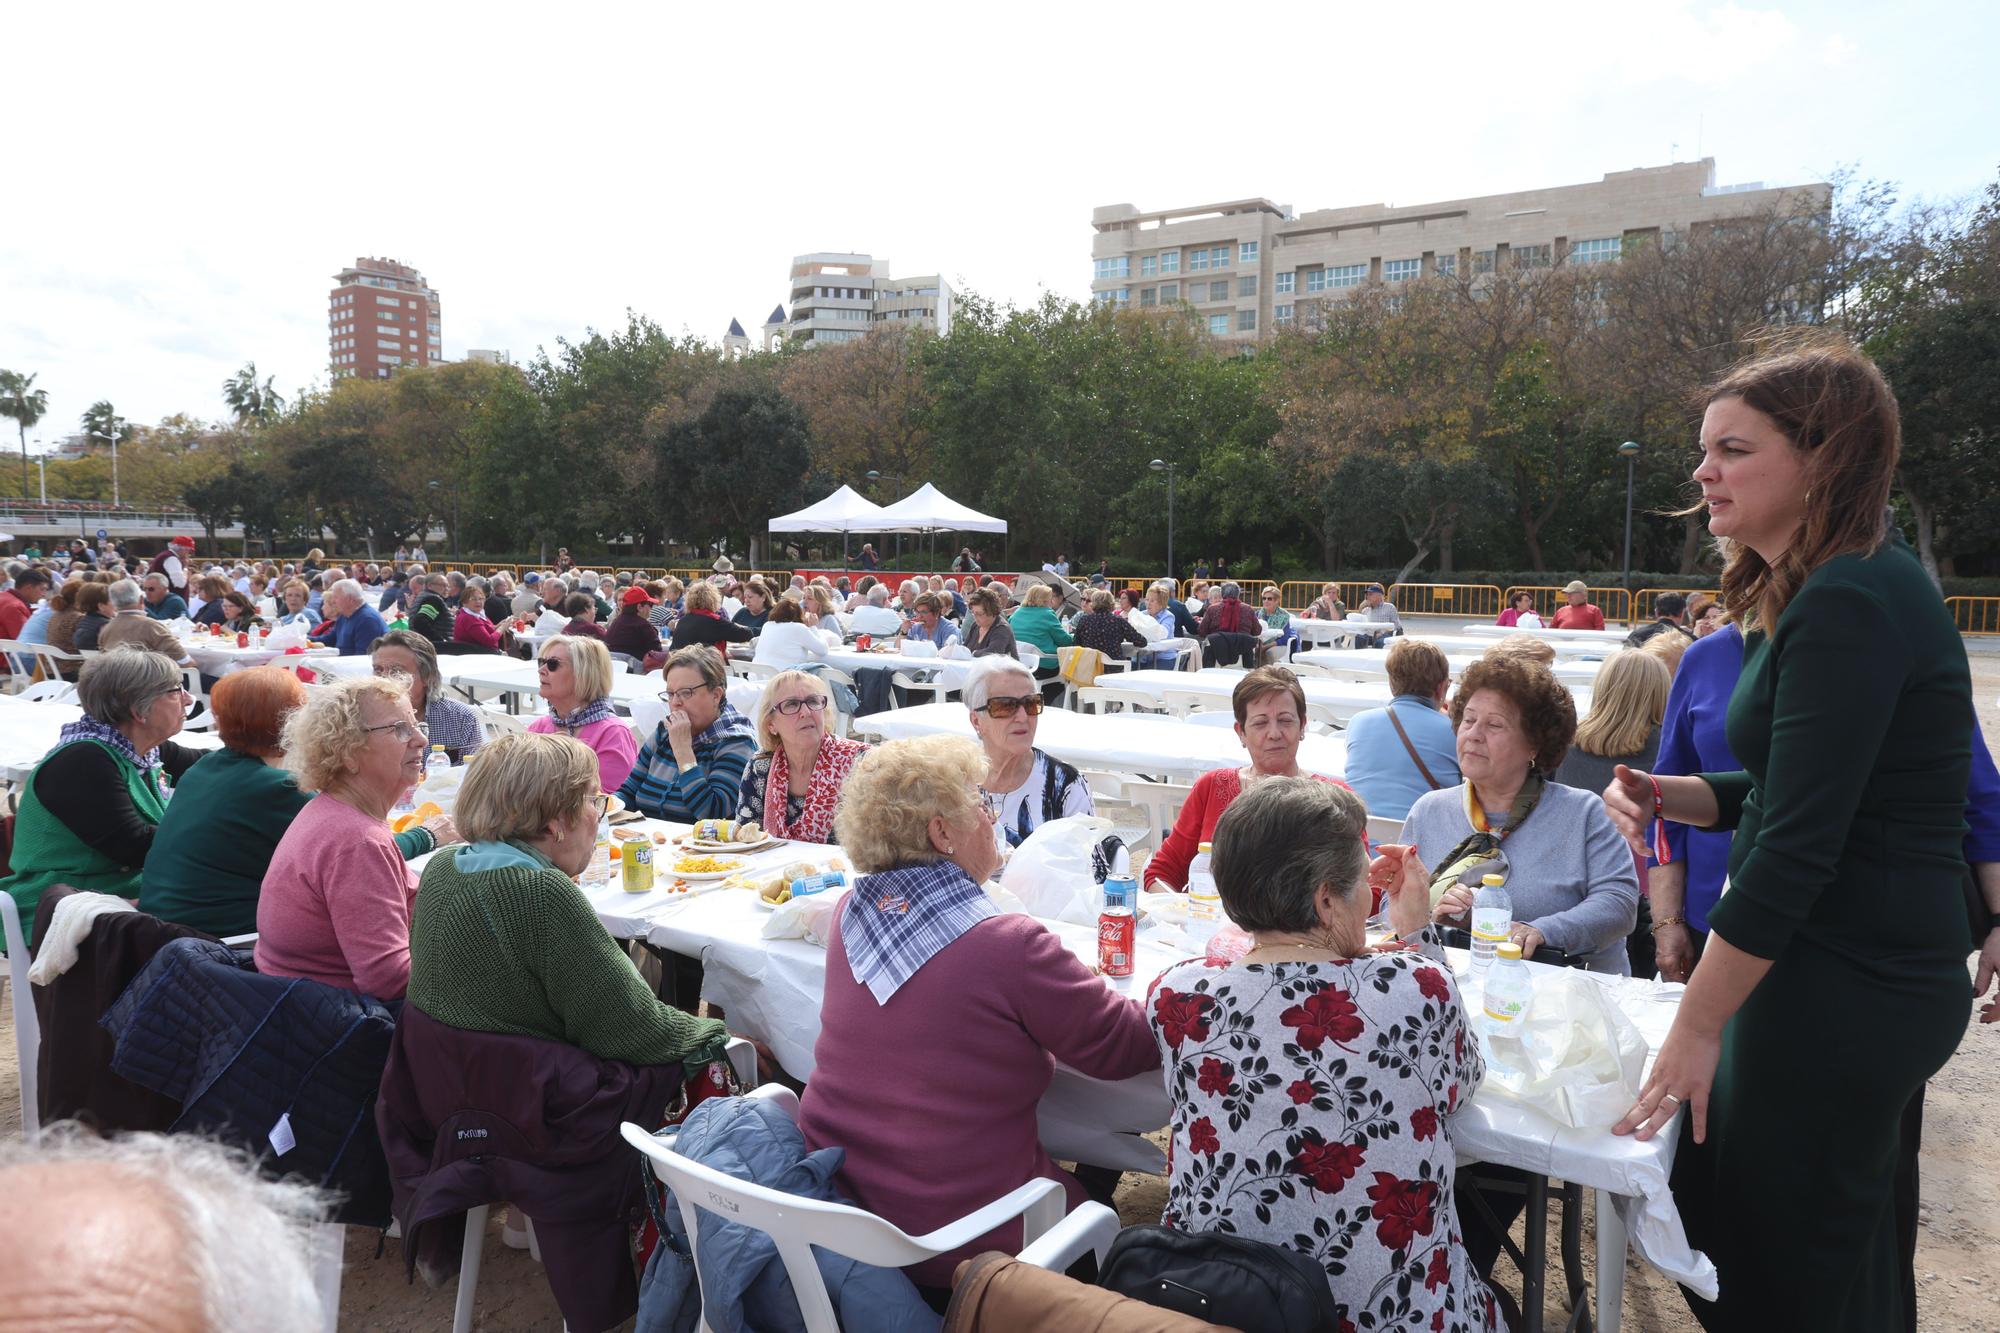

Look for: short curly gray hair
[281,674,411,792]
[833,734,986,873]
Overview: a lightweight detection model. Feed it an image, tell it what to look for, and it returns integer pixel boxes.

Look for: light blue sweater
[1399,779,1639,973]
[1344,695,1461,821]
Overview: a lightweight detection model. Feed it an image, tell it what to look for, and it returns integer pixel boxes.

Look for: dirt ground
[3,640,1997,1331]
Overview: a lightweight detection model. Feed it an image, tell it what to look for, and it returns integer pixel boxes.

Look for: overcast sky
[3,0,1995,449]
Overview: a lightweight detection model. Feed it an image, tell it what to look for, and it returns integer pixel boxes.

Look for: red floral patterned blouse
[1146,936,1501,1332]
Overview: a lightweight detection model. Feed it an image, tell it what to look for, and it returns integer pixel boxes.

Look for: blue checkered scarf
[840,860,997,1005]
[57,715,158,770]
[551,697,616,734]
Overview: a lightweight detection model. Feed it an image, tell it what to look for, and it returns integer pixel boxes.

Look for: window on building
[1383,258,1421,282]
[1329,264,1364,288]
[378,339,401,350]
[1140,255,1157,276]
[1237,275,1256,297]
[1385,295,1405,313]
[1435,254,1458,276]
[1237,309,1257,332]
[1159,282,1179,301]
[1513,244,1552,269]
[1094,256,1130,281]
[1274,303,1294,324]
[1208,280,1231,301]
[1207,313,1231,336]
[1473,250,1496,274]
[1189,249,1210,271]
[1240,240,1259,263]
[377,325,400,336]
[1275,271,1295,294]
[376,294,401,306]
[1305,268,1329,293]
[1568,237,1620,265]
[1140,287,1157,306]
[1160,250,1180,274]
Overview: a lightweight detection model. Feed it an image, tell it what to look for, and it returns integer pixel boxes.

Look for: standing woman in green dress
[1602,342,1974,1330]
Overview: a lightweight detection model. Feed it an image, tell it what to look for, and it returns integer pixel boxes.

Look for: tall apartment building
[782,253,952,347]
[329,257,442,378]
[1090,160,1829,341]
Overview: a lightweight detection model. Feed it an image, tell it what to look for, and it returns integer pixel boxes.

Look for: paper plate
[680,835,782,855]
[666,857,746,882]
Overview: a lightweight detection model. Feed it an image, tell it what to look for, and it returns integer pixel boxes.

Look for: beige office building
[1090,160,1829,341]
[781,252,953,346]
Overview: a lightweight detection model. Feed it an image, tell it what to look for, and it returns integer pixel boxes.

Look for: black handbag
[1097,1224,1344,1332]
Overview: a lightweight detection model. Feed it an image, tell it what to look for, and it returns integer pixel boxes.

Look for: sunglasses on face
[977,694,1043,719]
[773,695,829,717]
[538,657,566,672]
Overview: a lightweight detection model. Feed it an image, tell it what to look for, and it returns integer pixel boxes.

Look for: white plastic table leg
[454,1204,490,1333]
[308,1222,344,1333]
[1595,1188,1628,1333]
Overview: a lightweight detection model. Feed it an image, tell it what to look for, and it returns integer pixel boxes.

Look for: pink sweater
[254,794,419,999]
[798,912,1159,1289]
[528,715,638,794]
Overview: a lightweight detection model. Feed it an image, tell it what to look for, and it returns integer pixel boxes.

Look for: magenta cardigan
[254,794,419,999]
[797,911,1158,1288]
[529,715,639,794]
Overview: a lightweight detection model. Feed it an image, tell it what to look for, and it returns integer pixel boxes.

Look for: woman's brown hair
[1700,338,1900,631]
[1450,655,1577,773]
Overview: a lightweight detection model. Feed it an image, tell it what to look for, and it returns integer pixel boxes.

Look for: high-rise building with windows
[780,253,952,347]
[329,257,441,378]
[1090,160,1828,341]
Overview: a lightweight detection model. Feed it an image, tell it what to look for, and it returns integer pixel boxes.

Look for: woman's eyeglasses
[976,695,1043,719]
[773,696,829,717]
[537,657,566,672]
[362,719,429,744]
[659,684,716,705]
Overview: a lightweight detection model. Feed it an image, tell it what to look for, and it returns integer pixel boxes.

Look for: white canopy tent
[767,484,894,565]
[872,483,1007,563]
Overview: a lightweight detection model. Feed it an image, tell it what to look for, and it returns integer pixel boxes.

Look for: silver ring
[1659,1093,1681,1106]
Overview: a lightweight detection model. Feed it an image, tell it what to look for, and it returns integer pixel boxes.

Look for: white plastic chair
[29,643,86,684]
[479,709,529,740]
[622,1084,1119,1333]
[0,891,40,1143]
[1122,779,1193,852]
[179,667,217,731]
[1183,711,1236,729]
[1075,685,1163,716]
[16,679,76,704]
[890,671,949,710]
[1305,702,1344,734]
[1159,689,1214,718]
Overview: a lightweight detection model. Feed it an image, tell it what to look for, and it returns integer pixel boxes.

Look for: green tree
[0,370,50,495]
[223,362,285,426]
[654,384,816,559]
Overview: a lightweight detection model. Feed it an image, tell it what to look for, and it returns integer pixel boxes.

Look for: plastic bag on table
[999,815,1125,925]
[535,607,568,635]
[760,885,850,946]
[263,622,310,651]
[1476,966,1648,1129]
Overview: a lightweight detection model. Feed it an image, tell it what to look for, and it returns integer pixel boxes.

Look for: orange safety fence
[1276,581,1379,613]
[1946,597,2000,636]
[1503,585,1633,624]
[1386,583,1504,618]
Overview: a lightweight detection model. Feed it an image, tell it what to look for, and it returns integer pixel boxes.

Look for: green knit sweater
[407,844,728,1068]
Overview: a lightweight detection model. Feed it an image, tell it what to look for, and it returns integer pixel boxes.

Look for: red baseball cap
[170,535,195,548]
[620,586,658,607]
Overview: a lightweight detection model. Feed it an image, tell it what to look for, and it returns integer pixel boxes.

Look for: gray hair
[77,646,184,727]
[405,572,428,592]
[665,644,728,690]
[576,571,599,592]
[107,577,144,610]
[866,585,890,606]
[0,1126,329,1331]
[369,628,441,694]
[1218,581,1242,601]
[328,578,365,602]
[962,653,1036,712]
[142,571,168,589]
[1210,776,1371,933]
[1150,580,1176,596]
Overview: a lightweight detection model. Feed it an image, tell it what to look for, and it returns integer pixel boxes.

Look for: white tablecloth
[180,639,336,676]
[1463,623,1630,647]
[1288,617,1376,647]
[566,818,1710,1295]
[0,696,223,783]
[822,647,973,692]
[1113,667,1593,721]
[1297,648,1603,689]
[852,701,1348,782]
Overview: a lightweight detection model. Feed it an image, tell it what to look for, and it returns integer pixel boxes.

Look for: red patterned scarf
[763,733,868,843]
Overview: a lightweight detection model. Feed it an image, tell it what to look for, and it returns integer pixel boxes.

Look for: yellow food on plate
[760,882,793,905]
[671,854,741,875]
[392,801,443,834]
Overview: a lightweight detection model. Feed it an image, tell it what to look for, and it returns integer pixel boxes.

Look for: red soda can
[236,631,249,648]
[1098,912,1135,977]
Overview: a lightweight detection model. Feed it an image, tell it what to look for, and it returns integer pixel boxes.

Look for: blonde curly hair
[281,674,412,792]
[833,734,986,874]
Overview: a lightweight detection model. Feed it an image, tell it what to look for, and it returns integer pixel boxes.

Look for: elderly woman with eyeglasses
[0,647,203,946]
[963,655,1092,850]
[370,629,484,764]
[526,633,637,794]
[734,671,870,844]
[255,674,435,1000]
[617,646,756,821]
[1145,666,1352,892]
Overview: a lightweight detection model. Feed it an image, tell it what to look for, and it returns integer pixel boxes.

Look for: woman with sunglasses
[963,656,1092,851]
[256,674,437,1000]
[524,634,638,794]
[735,671,870,844]
[1145,666,1351,892]
[1,647,204,946]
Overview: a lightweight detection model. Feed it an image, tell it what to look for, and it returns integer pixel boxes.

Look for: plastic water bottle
[580,810,614,887]
[1482,941,1533,1027]
[425,744,450,783]
[1186,843,1222,951]
[391,784,415,821]
[1469,872,1512,976]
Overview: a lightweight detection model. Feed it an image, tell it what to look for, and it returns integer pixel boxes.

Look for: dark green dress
[1679,541,1973,1330]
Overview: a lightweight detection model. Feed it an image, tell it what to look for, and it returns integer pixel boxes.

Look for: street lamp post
[1149,459,1177,583]
[31,438,44,505]
[1618,440,1642,591]
[89,431,120,506]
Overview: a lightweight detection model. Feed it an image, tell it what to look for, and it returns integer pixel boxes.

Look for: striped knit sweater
[407,844,728,1067]
[616,702,756,822]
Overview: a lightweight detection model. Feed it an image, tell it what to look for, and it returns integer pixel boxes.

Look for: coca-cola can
[1098,914,1135,977]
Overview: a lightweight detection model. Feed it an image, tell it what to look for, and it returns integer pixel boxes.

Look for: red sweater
[1143,768,1355,891]
[452,607,501,650]
[798,912,1158,1289]
[1552,603,1605,631]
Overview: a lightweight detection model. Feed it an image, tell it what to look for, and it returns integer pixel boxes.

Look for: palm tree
[223,362,284,426]
[0,369,50,495]
[80,400,131,444]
